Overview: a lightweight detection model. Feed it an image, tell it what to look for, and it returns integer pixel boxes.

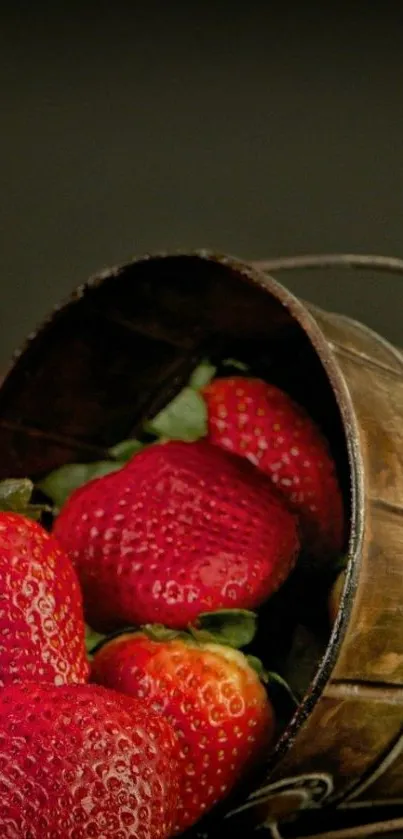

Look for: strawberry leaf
[246,656,298,720]
[221,358,249,372]
[39,358,216,511]
[189,360,217,390]
[0,478,33,509]
[266,670,299,713]
[109,439,144,461]
[38,461,122,511]
[88,625,142,656]
[146,387,208,442]
[141,624,191,644]
[191,609,258,649]
[246,654,270,683]
[39,437,145,512]
[0,478,50,521]
[85,625,107,658]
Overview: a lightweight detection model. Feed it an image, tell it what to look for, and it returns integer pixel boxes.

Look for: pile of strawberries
[0,370,345,839]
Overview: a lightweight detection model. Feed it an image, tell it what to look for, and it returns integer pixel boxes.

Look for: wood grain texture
[241,274,403,836]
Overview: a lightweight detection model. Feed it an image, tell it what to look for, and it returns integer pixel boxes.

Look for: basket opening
[0,254,351,513]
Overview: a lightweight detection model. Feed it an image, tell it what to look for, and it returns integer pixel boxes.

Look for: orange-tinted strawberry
[0,511,89,686]
[0,681,179,839]
[53,440,299,632]
[92,630,274,834]
[203,377,344,560]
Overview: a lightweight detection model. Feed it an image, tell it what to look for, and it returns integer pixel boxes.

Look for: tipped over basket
[0,251,402,839]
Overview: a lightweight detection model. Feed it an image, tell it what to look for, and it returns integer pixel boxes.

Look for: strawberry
[0,681,179,839]
[0,479,89,686]
[53,439,299,632]
[91,628,274,834]
[203,377,345,560]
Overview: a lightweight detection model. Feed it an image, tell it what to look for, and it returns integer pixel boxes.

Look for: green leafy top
[188,359,217,389]
[38,359,217,510]
[145,387,208,442]
[86,608,298,717]
[87,608,258,656]
[38,357,253,511]
[145,359,217,442]
[0,479,50,521]
[108,439,145,460]
[189,609,258,648]
[38,460,124,512]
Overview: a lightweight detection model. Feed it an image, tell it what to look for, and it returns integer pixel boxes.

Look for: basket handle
[256,811,403,839]
[252,253,403,278]
[291,815,403,839]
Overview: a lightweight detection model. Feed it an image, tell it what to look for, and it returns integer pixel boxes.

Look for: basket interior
[0,254,350,505]
[0,253,355,833]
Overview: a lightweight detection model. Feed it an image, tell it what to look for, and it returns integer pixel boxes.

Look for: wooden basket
[0,252,402,839]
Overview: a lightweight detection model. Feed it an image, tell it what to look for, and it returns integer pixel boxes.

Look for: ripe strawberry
[53,440,299,632]
[0,681,179,839]
[92,630,274,834]
[203,377,344,559]
[0,511,89,686]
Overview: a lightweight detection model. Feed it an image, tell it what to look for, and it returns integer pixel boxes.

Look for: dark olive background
[1,3,402,367]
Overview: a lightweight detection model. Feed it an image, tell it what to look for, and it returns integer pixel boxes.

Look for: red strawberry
[0,511,89,686]
[0,681,179,839]
[203,377,344,559]
[92,630,274,834]
[53,440,299,632]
